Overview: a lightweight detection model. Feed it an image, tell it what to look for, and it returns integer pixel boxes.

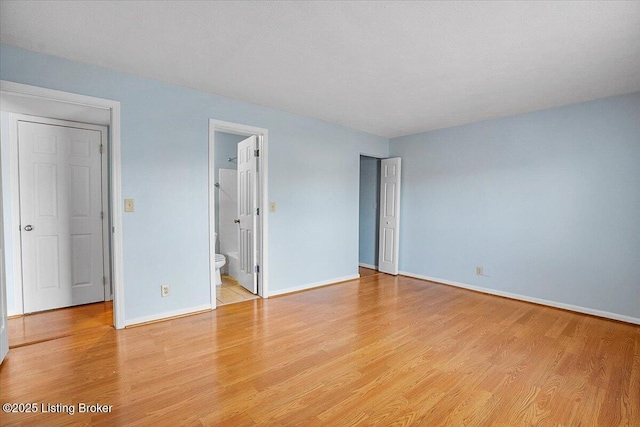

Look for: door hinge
[101,211,104,219]
[254,265,260,273]
[256,208,260,215]
[103,276,106,286]
[100,144,104,154]
[254,149,260,157]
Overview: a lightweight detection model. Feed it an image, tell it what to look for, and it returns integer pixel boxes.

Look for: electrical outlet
[270,202,276,212]
[476,266,483,276]
[161,284,170,297]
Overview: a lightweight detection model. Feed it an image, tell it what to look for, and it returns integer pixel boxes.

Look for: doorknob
[234,219,240,224]
[24,225,34,231]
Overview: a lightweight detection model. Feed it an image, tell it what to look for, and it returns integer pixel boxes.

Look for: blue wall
[2,43,638,323]
[0,44,389,321]
[359,156,380,267]
[390,93,640,319]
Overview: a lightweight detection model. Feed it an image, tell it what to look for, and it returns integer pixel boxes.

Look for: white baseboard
[399,271,640,326]
[358,263,377,270]
[269,274,360,297]
[124,304,212,327]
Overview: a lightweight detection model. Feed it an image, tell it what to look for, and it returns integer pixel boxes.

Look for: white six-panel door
[237,135,258,294]
[378,158,401,275]
[18,121,105,313]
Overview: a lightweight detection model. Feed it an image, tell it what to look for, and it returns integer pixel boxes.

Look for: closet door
[378,158,401,275]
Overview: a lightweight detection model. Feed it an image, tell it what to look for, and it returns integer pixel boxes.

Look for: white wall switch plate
[124,199,135,212]
[270,202,276,212]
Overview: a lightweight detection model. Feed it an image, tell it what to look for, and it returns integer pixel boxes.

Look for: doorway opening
[0,81,124,341]
[209,119,268,308]
[358,155,402,277]
[359,155,381,276]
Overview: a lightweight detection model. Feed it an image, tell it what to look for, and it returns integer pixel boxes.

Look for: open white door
[378,158,401,275]
[0,156,8,364]
[237,135,258,293]
[18,121,105,313]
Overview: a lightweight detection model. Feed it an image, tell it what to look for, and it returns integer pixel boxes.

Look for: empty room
[0,1,639,426]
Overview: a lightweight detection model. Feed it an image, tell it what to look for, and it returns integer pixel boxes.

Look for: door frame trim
[0,80,125,329]
[208,119,269,304]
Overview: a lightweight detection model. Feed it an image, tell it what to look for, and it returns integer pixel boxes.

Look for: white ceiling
[1,1,639,138]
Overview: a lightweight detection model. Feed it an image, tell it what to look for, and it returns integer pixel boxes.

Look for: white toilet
[214,233,227,286]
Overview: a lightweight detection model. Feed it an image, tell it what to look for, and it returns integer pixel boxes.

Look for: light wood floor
[8,274,254,348]
[358,266,379,277]
[1,274,638,426]
[7,301,113,348]
[217,274,260,306]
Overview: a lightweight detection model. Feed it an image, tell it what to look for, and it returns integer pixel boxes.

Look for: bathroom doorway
[213,131,256,305]
[208,120,268,308]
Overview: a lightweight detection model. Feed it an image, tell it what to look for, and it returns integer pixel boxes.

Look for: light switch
[124,199,135,212]
[270,202,276,212]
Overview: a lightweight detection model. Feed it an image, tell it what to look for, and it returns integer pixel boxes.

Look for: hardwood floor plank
[8,301,113,348]
[1,274,638,426]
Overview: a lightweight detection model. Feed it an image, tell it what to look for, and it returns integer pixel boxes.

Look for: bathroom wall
[213,131,243,253]
[217,169,238,258]
[213,131,242,175]
[390,92,640,321]
[358,156,380,268]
